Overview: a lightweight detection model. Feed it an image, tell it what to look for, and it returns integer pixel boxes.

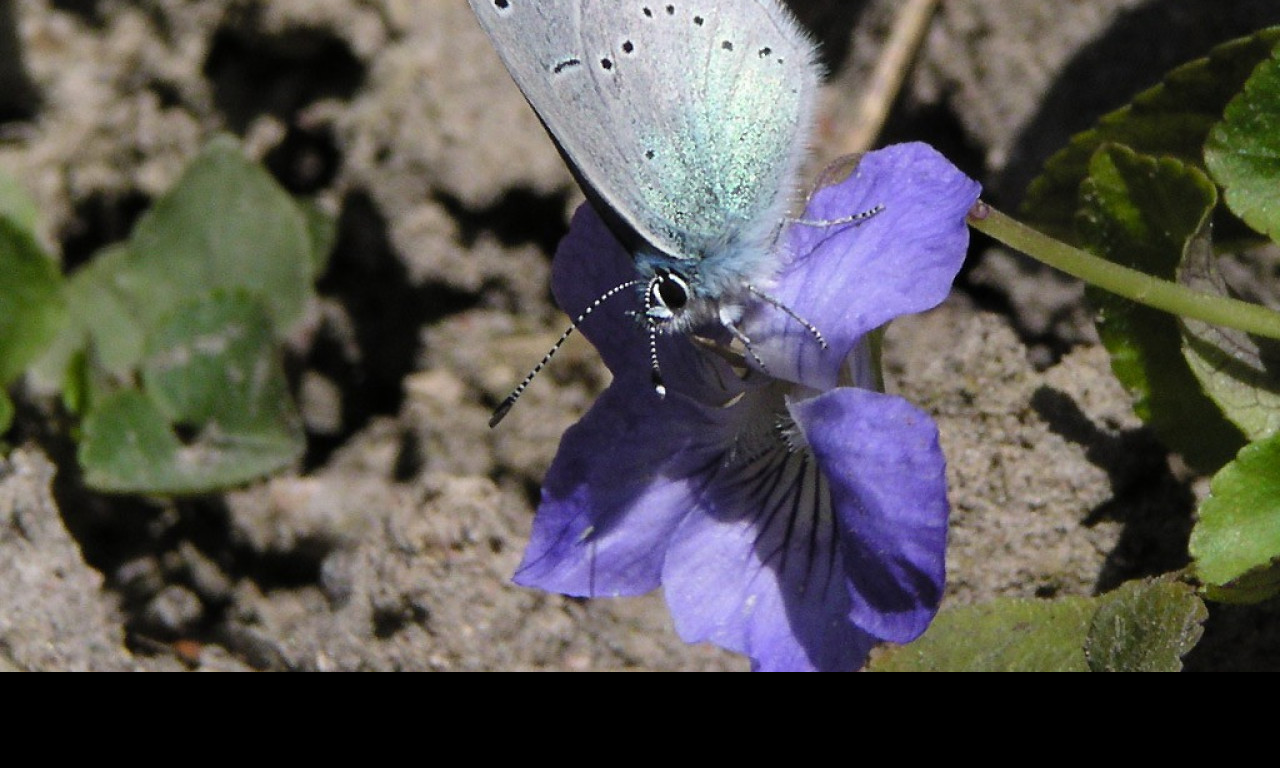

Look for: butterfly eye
[653,271,690,312]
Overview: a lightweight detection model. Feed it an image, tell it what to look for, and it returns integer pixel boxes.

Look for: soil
[2,0,1280,671]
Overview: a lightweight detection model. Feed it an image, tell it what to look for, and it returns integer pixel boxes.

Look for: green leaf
[33,138,323,394]
[0,389,12,435]
[1205,48,1280,239]
[141,291,295,433]
[870,580,1208,672]
[78,291,303,494]
[79,390,190,490]
[0,171,40,233]
[1079,145,1245,472]
[1023,27,1280,237]
[0,218,68,384]
[1178,232,1280,442]
[869,597,1096,672]
[1190,432,1280,603]
[30,244,148,392]
[60,349,89,416]
[122,135,314,334]
[299,198,337,279]
[1085,580,1207,672]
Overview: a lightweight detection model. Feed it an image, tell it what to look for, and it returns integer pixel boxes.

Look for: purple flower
[514,143,981,671]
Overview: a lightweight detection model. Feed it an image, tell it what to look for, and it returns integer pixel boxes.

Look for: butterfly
[469,1,869,424]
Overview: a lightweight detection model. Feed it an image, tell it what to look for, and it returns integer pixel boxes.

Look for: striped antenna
[648,321,666,398]
[644,277,666,398]
[489,279,644,428]
[747,285,828,349]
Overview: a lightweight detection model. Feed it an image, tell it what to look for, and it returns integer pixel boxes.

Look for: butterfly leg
[746,285,828,349]
[724,319,770,374]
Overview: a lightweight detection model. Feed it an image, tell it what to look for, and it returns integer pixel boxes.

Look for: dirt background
[3,0,1280,671]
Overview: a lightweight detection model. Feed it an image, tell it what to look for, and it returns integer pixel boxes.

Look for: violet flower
[514,143,981,671]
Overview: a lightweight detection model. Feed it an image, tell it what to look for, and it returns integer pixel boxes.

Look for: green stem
[968,203,1280,341]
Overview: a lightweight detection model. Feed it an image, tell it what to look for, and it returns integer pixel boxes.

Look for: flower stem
[967,202,1280,341]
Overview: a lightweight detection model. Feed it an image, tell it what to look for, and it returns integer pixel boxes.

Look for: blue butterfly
[471,0,874,424]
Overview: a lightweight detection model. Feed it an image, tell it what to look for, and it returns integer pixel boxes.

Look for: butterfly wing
[469,0,820,281]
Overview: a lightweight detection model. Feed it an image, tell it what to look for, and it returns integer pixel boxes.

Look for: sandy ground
[3,0,1280,671]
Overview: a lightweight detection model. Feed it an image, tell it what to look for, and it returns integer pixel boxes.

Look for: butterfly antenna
[644,280,667,398]
[490,279,644,428]
[747,285,828,349]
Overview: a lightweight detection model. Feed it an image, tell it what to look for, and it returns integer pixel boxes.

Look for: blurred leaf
[872,579,1208,672]
[70,245,148,376]
[60,348,89,417]
[1023,28,1280,237]
[299,197,337,279]
[79,291,303,494]
[0,218,67,384]
[1078,145,1245,472]
[1190,432,1280,603]
[141,291,295,432]
[1178,234,1280,442]
[123,135,314,334]
[1085,580,1207,672]
[33,136,322,403]
[869,597,1094,672]
[80,390,186,491]
[1205,49,1280,239]
[0,389,12,435]
[30,244,147,392]
[0,171,39,233]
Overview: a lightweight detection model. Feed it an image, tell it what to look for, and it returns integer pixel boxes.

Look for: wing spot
[665,4,675,15]
[645,149,655,160]
[693,15,704,26]
[622,40,635,54]
[759,47,773,58]
[552,58,581,74]
[600,57,614,70]
[493,0,510,9]
[642,6,653,17]
[721,40,734,52]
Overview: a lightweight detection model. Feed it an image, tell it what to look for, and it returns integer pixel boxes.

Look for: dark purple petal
[550,205,644,376]
[746,142,981,389]
[660,416,876,672]
[791,387,949,644]
[514,371,732,597]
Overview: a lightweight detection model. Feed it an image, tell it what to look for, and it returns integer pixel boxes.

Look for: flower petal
[514,373,731,597]
[747,142,981,389]
[550,205,645,376]
[537,144,966,669]
[661,431,876,672]
[791,387,949,644]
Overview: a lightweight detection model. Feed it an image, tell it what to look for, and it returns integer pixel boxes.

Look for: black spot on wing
[552,57,581,75]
